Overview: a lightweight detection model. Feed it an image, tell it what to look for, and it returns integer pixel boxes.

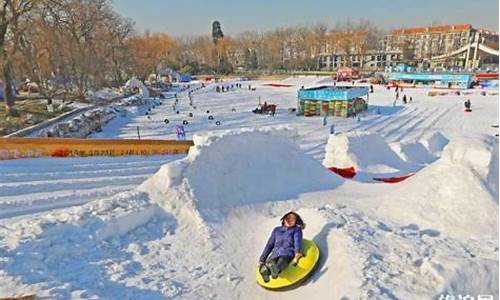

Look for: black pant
[260,256,292,276]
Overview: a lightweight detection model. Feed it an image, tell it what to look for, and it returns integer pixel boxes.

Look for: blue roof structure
[384,72,473,89]
[298,86,369,101]
[385,72,472,83]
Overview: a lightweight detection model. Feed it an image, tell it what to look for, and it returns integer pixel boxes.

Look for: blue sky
[112,0,499,36]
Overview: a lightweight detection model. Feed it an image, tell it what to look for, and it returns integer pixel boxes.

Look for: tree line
[0,0,382,115]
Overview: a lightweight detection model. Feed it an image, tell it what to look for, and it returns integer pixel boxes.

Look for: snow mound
[390,141,437,164]
[90,88,123,101]
[421,131,450,155]
[323,131,412,173]
[377,137,499,238]
[140,127,343,216]
[125,77,149,98]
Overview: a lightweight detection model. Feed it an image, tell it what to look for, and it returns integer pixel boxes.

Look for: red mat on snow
[263,83,294,87]
[328,166,357,178]
[373,173,415,183]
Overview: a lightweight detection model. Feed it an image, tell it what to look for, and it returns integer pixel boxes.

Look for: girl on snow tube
[258,211,305,282]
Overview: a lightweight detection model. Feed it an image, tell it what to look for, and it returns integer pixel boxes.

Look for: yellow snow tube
[256,239,320,289]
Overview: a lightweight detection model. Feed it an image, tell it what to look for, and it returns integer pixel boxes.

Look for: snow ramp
[376,137,499,238]
[323,131,416,174]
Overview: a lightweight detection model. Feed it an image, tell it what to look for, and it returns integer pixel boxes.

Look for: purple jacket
[259,225,303,262]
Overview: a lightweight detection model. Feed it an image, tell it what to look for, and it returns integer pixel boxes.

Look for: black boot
[259,265,270,283]
[269,263,280,279]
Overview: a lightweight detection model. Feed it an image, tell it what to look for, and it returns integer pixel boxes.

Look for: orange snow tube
[327,166,357,178]
[373,173,415,183]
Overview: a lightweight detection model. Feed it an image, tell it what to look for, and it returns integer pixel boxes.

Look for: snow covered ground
[0,76,498,299]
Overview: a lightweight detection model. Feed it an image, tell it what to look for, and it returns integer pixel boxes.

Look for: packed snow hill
[0,76,498,299]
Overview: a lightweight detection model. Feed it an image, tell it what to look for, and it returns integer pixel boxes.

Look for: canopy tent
[336,67,359,80]
[298,86,369,117]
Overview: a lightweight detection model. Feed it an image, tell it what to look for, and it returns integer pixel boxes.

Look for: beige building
[383,24,499,69]
[317,24,499,72]
[317,51,402,71]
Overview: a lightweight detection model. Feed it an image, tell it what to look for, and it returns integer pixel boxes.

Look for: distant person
[258,212,305,283]
[256,104,262,113]
[464,99,471,110]
[409,96,413,102]
[403,94,407,104]
[395,91,399,100]
[330,124,335,134]
[395,86,399,93]
[370,85,374,93]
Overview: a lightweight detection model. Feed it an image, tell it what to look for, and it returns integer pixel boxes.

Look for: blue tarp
[298,86,369,101]
[179,74,192,82]
[0,83,17,101]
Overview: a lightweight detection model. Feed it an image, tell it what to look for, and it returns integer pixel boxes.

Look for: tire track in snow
[414,104,456,141]
[374,107,432,139]
[0,184,137,219]
[385,108,438,142]
[0,174,149,197]
[0,154,184,219]
[348,107,419,133]
[0,166,159,183]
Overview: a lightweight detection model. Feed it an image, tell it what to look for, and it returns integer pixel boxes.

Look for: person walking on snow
[258,212,305,283]
[403,94,407,104]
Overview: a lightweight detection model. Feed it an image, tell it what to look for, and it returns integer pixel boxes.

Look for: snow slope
[0,77,498,299]
[371,137,499,239]
[0,155,181,219]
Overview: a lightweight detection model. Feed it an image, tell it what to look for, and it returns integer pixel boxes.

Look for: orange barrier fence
[0,137,194,160]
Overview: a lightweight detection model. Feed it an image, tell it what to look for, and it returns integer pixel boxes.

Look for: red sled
[373,173,415,183]
[263,83,293,88]
[328,166,356,178]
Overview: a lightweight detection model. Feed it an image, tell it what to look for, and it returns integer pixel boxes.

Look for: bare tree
[0,0,37,116]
